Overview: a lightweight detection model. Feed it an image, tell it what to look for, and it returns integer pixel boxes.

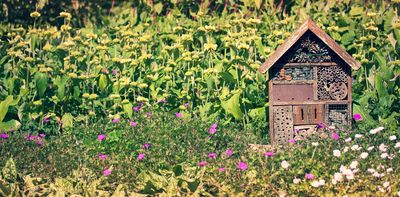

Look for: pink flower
[225,149,233,157]
[37,139,43,146]
[175,112,182,118]
[1,133,8,139]
[332,133,339,140]
[209,123,218,134]
[184,103,189,107]
[137,153,146,161]
[98,153,108,160]
[353,114,362,121]
[143,143,151,149]
[317,122,325,129]
[264,151,274,157]
[39,133,46,138]
[305,173,315,180]
[288,138,296,143]
[27,135,36,141]
[130,121,138,127]
[103,169,112,176]
[133,106,140,112]
[146,112,152,117]
[198,161,207,167]
[218,167,226,172]
[208,152,217,159]
[98,134,106,141]
[112,118,119,123]
[112,69,118,75]
[237,162,247,171]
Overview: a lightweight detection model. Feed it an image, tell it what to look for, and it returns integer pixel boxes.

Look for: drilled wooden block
[273,106,293,144]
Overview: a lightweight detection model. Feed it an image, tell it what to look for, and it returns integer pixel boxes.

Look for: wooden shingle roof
[259,19,361,73]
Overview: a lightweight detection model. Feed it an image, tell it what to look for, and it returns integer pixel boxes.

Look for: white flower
[312,142,319,146]
[360,152,369,159]
[379,143,387,152]
[345,138,352,142]
[383,181,390,188]
[381,153,389,159]
[397,191,400,196]
[281,160,290,169]
[334,172,343,182]
[350,161,359,169]
[355,134,363,139]
[387,168,393,173]
[343,146,349,153]
[293,178,301,184]
[370,126,384,134]
[311,179,325,187]
[328,126,336,130]
[373,172,381,177]
[351,145,361,151]
[331,179,337,185]
[389,135,397,141]
[333,150,341,157]
[367,168,375,173]
[396,142,400,149]
[367,146,375,151]
[346,173,354,180]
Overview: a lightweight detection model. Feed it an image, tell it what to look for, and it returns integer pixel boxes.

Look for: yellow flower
[110,94,121,99]
[164,76,171,81]
[138,83,148,89]
[204,43,217,51]
[59,12,72,19]
[89,94,98,100]
[82,93,90,98]
[137,96,149,102]
[368,47,377,53]
[367,12,377,17]
[30,11,41,18]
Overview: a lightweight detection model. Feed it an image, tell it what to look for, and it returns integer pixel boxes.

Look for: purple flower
[332,133,339,140]
[184,102,189,107]
[198,161,207,167]
[264,151,274,157]
[98,134,106,141]
[1,133,8,139]
[317,122,325,129]
[27,135,36,141]
[208,152,217,159]
[218,167,226,172]
[137,153,146,161]
[98,153,108,160]
[208,123,218,134]
[112,118,119,123]
[112,69,118,75]
[353,114,362,121]
[130,121,138,127]
[305,173,315,180]
[43,117,50,124]
[288,138,296,144]
[237,162,247,171]
[133,106,140,112]
[143,143,151,149]
[225,149,233,157]
[175,112,182,118]
[37,139,43,146]
[146,112,152,118]
[39,133,46,138]
[103,169,112,176]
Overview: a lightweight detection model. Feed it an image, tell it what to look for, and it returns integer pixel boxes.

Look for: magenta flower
[143,143,151,149]
[112,69,118,75]
[264,151,274,157]
[208,152,217,159]
[43,117,50,124]
[237,162,247,171]
[137,153,146,161]
[103,169,112,176]
[305,173,315,180]
[317,122,325,129]
[208,123,218,134]
[98,134,106,141]
[130,121,138,127]
[175,112,183,118]
[225,149,233,157]
[218,167,226,172]
[146,112,152,117]
[112,118,119,123]
[288,138,296,143]
[133,106,140,112]
[39,133,46,138]
[98,153,108,160]
[184,102,189,107]
[1,133,8,139]
[353,114,362,121]
[27,135,36,141]
[198,161,207,167]
[37,139,43,146]
[332,132,339,140]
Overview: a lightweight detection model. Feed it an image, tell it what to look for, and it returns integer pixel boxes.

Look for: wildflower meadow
[0,0,399,196]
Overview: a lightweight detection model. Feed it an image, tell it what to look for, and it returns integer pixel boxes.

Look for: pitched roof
[259,19,361,73]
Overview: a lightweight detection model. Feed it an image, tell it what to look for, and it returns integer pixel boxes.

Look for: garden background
[0,0,399,196]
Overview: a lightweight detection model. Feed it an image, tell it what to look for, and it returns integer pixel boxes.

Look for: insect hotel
[259,19,361,144]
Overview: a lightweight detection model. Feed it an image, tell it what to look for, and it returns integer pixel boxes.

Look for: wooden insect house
[259,19,361,144]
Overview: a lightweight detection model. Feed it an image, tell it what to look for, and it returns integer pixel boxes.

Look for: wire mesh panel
[325,104,350,127]
[273,106,294,144]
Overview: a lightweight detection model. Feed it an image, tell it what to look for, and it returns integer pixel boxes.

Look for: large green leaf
[54,75,68,100]
[0,96,14,122]
[99,74,108,92]
[221,90,243,120]
[123,102,133,118]
[0,120,21,131]
[35,72,48,97]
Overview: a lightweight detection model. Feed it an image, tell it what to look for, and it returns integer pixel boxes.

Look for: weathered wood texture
[273,106,294,144]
